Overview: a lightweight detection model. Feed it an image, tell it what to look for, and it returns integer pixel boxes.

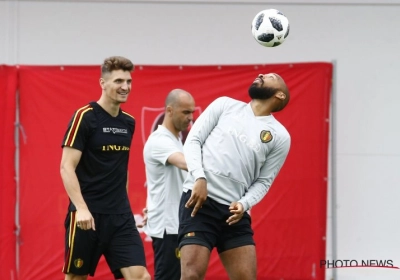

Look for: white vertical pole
[14,88,21,278]
[5,0,20,65]
[330,60,338,280]
[9,0,21,276]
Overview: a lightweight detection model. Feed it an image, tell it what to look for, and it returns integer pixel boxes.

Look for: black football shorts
[63,211,146,279]
[178,190,255,254]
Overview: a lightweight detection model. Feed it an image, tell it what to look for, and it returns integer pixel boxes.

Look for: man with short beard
[178,73,291,280]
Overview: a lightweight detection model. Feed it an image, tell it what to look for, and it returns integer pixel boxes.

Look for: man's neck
[162,122,179,139]
[97,99,120,117]
[250,100,272,116]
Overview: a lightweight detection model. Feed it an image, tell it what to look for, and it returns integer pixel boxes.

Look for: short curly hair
[101,56,134,76]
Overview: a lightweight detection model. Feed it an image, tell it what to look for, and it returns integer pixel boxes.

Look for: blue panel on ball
[269,17,283,32]
[258,33,274,43]
[284,24,290,39]
[255,14,264,30]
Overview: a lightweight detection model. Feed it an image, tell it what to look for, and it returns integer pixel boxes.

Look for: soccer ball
[251,9,290,47]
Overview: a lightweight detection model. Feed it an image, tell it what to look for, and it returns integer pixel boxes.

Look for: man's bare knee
[181,270,205,280]
[65,274,88,280]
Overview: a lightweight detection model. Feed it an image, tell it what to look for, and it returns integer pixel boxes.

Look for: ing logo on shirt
[228,127,261,152]
[101,145,130,151]
[260,130,273,143]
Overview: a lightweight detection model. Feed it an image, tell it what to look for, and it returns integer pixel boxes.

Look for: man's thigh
[103,213,147,279]
[216,212,255,253]
[180,244,211,280]
[219,245,257,280]
[179,191,254,252]
[63,211,101,276]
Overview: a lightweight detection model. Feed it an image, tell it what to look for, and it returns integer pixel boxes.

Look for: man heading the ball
[179,73,291,280]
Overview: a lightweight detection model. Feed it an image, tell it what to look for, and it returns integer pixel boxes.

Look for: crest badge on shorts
[175,248,181,259]
[74,258,84,268]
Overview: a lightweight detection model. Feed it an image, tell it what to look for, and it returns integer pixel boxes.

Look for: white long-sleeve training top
[183,96,291,211]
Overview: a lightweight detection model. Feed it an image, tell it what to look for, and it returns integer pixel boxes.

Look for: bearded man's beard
[248,84,278,100]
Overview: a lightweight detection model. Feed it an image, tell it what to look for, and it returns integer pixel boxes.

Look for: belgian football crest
[74,258,83,268]
[260,130,273,143]
[175,248,181,259]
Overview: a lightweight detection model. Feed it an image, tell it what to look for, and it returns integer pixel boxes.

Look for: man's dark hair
[101,56,134,76]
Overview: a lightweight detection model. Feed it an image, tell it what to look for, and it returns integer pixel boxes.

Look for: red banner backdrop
[5,62,331,280]
[0,66,18,280]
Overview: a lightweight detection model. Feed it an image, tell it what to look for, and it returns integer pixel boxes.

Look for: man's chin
[118,96,128,103]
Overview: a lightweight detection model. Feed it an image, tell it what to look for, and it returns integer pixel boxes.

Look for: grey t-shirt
[183,96,290,211]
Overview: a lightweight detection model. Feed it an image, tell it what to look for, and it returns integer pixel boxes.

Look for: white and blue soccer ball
[251,9,290,47]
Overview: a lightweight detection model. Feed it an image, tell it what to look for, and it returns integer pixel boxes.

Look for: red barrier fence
[0,63,332,280]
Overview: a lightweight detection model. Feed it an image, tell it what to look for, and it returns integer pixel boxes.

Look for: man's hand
[136,207,148,228]
[76,208,96,231]
[185,178,207,217]
[226,202,244,225]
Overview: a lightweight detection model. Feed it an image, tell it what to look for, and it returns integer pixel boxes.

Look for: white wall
[2,1,400,279]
